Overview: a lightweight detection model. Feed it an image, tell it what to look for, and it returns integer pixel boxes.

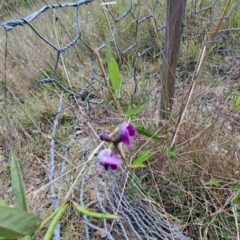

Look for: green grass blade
[39,201,67,229]
[10,154,28,211]
[73,202,120,219]
[235,96,240,107]
[127,94,134,114]
[43,204,67,240]
[131,122,161,141]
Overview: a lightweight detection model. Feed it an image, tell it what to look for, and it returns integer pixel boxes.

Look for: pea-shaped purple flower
[97,122,137,171]
[97,149,122,171]
[119,122,137,147]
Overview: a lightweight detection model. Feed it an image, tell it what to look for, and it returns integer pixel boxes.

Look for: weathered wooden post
[160,0,187,119]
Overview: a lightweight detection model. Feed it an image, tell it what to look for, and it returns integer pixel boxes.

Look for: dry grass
[0,0,240,239]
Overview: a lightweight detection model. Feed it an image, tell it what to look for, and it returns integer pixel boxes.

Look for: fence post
[160,0,187,119]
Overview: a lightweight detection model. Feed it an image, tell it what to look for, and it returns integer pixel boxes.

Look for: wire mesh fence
[2,0,240,239]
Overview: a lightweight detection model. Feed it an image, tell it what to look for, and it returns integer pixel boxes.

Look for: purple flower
[228,189,234,195]
[97,122,138,171]
[99,134,112,142]
[119,122,137,147]
[97,149,122,171]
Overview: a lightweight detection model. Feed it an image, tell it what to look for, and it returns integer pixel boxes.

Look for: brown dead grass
[0,0,240,239]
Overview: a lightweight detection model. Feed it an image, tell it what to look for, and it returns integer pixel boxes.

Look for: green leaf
[43,204,67,240]
[105,38,111,66]
[25,236,33,240]
[169,144,176,155]
[127,98,153,117]
[108,58,122,98]
[149,191,159,197]
[131,122,161,141]
[130,164,146,168]
[73,202,120,219]
[10,154,28,211]
[233,193,240,205]
[39,202,63,229]
[130,151,156,168]
[0,198,8,207]
[235,96,240,107]
[230,183,240,190]
[0,206,41,239]
[206,178,223,186]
